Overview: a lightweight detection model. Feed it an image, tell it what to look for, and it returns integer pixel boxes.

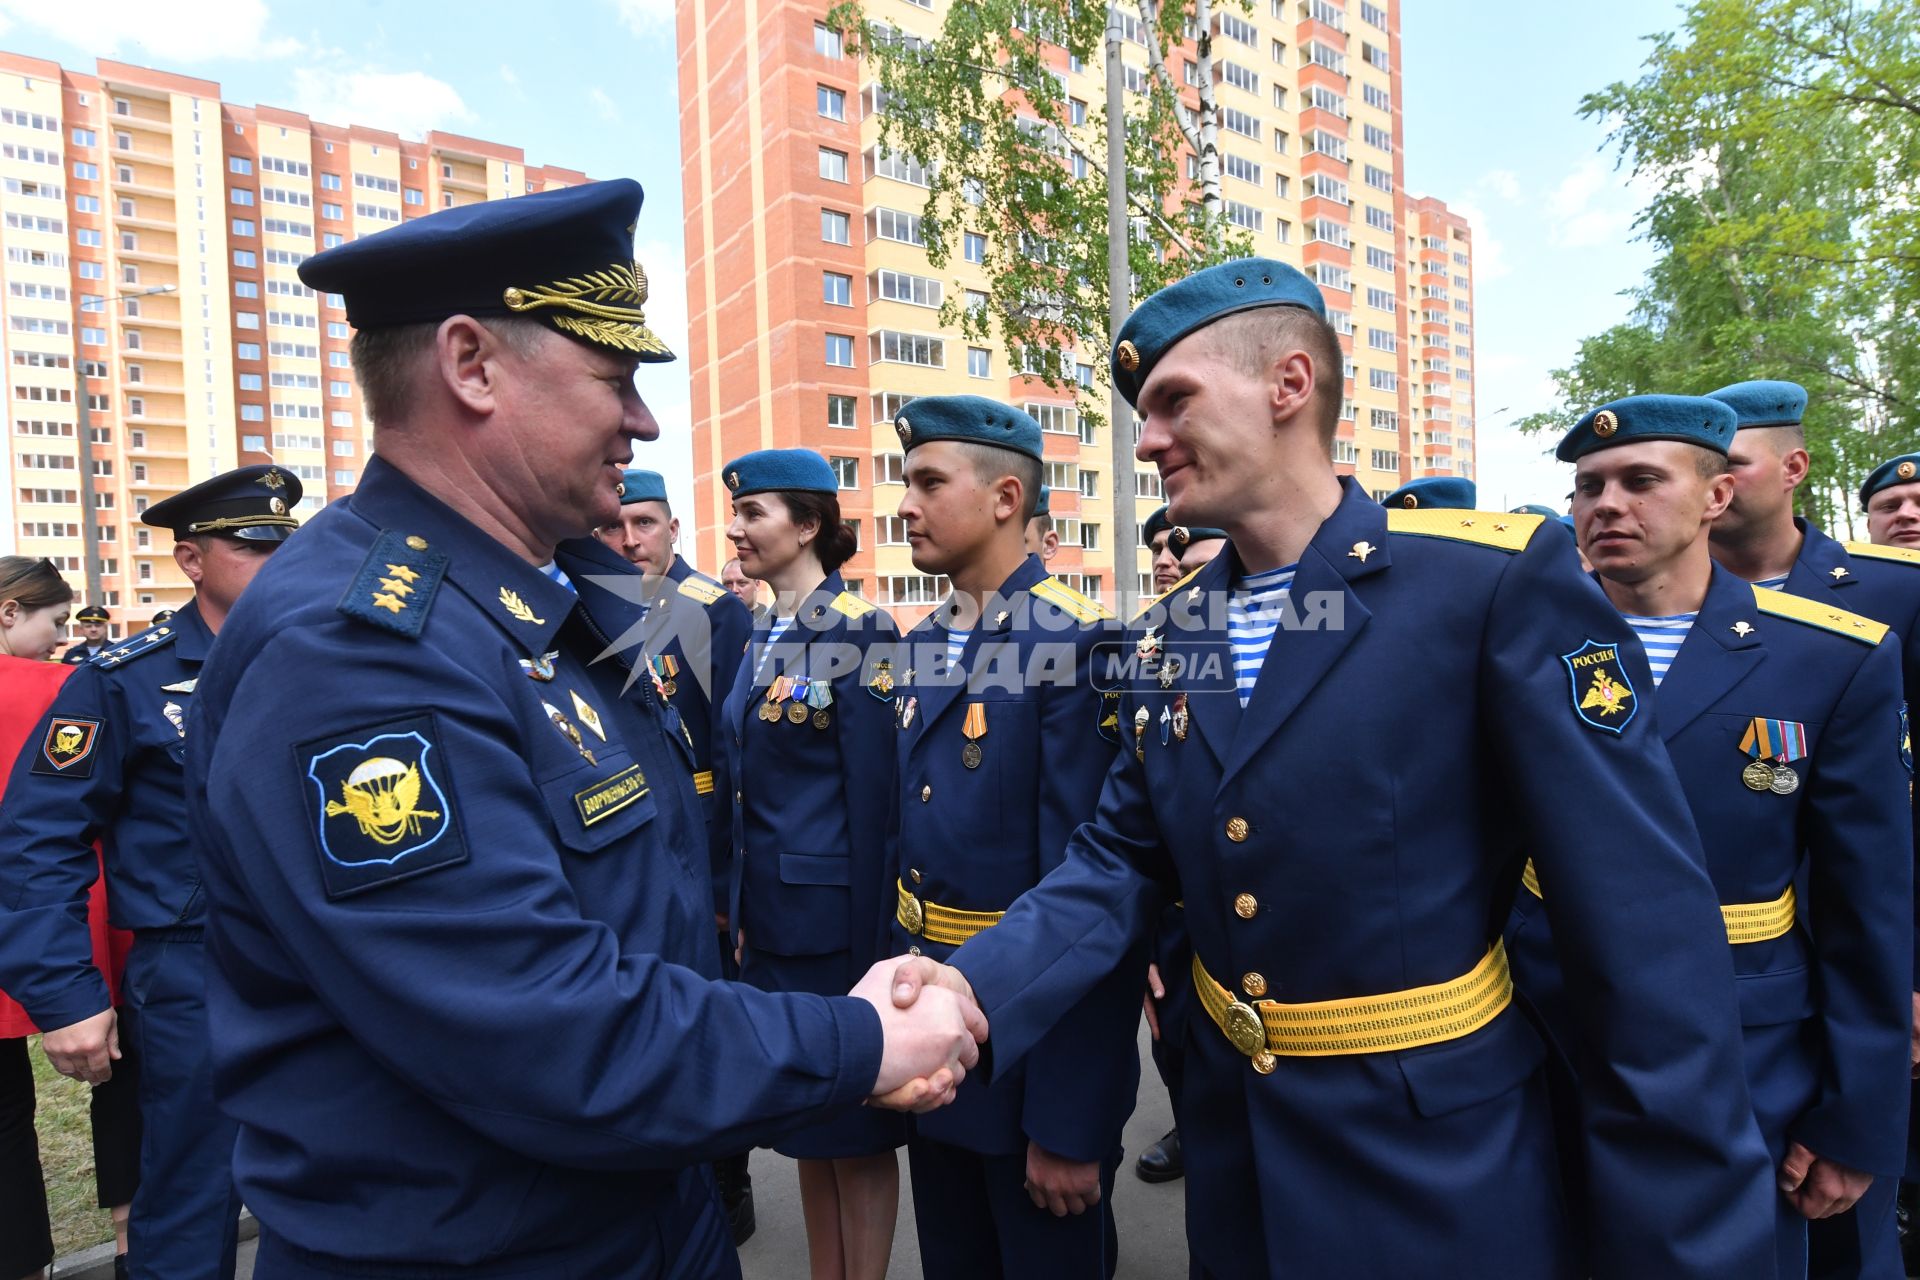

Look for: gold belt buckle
[900,893,925,936]
[1221,999,1266,1057]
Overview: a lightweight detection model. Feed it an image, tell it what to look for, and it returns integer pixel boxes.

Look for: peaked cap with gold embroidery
[298,178,672,360]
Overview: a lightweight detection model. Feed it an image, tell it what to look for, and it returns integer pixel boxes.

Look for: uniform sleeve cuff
[29,982,114,1035]
[826,995,886,1108]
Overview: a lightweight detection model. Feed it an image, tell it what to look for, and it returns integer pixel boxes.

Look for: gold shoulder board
[830,590,875,620]
[1031,577,1115,622]
[1751,585,1888,646]
[1843,541,1920,568]
[677,575,727,605]
[1386,508,1543,553]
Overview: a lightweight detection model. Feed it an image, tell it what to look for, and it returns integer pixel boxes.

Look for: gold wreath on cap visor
[502,259,673,358]
[1593,409,1619,438]
[1115,340,1140,372]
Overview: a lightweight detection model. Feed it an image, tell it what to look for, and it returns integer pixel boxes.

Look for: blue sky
[0,0,1692,515]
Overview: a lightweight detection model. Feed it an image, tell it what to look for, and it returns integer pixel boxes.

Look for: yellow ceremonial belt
[1193,943,1512,1072]
[1520,860,1796,944]
[692,770,715,796]
[896,879,1004,946]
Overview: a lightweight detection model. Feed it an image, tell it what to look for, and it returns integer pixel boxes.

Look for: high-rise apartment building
[0,53,586,632]
[678,0,1474,617]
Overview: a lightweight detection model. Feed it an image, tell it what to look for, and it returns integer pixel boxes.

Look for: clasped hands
[853,955,984,1113]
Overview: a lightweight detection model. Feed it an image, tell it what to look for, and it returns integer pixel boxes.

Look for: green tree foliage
[825,0,1252,421]
[1519,0,1920,529]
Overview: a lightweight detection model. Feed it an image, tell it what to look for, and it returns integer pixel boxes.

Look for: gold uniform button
[405,535,429,551]
[909,946,922,957]
[1225,817,1250,842]
[1242,973,1267,997]
[921,785,932,803]
[1234,893,1258,920]
[1251,1050,1277,1075]
[910,868,923,884]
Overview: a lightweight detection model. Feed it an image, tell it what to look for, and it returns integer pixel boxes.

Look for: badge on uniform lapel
[499,586,545,626]
[161,701,186,739]
[542,701,599,766]
[301,715,466,899]
[569,690,606,742]
[1159,704,1171,746]
[1097,690,1122,744]
[869,658,896,700]
[519,652,559,682]
[32,716,102,777]
[1560,640,1637,734]
[1133,704,1150,762]
[899,695,918,731]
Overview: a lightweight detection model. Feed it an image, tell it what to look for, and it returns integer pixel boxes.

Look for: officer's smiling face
[1867,482,1920,549]
[727,494,811,580]
[496,328,655,539]
[1573,441,1733,583]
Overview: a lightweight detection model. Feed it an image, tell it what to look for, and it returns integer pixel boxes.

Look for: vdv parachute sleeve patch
[300,713,468,899]
[1561,639,1638,735]
[32,716,102,777]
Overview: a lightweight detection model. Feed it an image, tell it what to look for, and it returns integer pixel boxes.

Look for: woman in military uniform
[720,450,904,1280]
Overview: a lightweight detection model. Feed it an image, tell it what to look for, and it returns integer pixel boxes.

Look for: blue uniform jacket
[723,572,898,982]
[1509,564,1912,1178]
[60,640,106,665]
[948,480,1777,1278]
[646,554,754,915]
[0,602,212,1028]
[888,556,1141,1162]
[186,458,884,1269]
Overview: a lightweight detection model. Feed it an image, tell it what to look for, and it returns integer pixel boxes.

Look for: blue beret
[1033,485,1051,518]
[1510,503,1560,518]
[618,468,669,505]
[1555,394,1738,463]
[141,464,302,542]
[1558,514,1577,530]
[1381,476,1477,511]
[1169,524,1227,554]
[1861,454,1920,508]
[1708,379,1807,429]
[299,179,671,360]
[893,395,1043,461]
[1143,505,1173,544]
[721,449,837,498]
[1113,258,1326,407]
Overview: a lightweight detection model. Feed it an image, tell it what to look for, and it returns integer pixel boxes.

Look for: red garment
[0,654,128,1038]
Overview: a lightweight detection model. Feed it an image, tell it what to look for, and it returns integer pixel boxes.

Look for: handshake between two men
[854,955,983,1113]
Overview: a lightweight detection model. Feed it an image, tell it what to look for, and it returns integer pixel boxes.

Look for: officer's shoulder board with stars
[1843,541,1920,570]
[1385,508,1543,553]
[830,590,875,620]
[91,622,178,670]
[676,574,728,606]
[337,529,450,639]
[1751,586,1889,646]
[1031,577,1115,623]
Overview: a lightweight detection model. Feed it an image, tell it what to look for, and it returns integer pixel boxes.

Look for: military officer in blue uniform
[1864,453,1920,550]
[1143,505,1183,595]
[597,464,759,1242]
[884,257,1780,1277]
[61,603,112,664]
[717,447,907,1278]
[1379,474,1476,510]
[0,463,299,1279]
[1708,386,1920,1278]
[1023,483,1060,563]
[884,396,1137,1277]
[185,180,982,1277]
[1506,392,1912,1278]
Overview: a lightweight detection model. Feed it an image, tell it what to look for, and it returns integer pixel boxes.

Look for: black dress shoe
[1134,1127,1184,1183]
[115,1256,129,1280]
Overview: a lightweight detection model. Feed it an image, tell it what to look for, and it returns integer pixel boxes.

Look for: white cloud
[613,0,675,38]
[1547,157,1637,250]
[589,87,622,124]
[287,67,471,139]
[1480,169,1523,203]
[500,64,520,88]
[1446,197,1509,282]
[0,0,299,62]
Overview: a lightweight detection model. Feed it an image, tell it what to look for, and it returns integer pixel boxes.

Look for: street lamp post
[72,284,176,616]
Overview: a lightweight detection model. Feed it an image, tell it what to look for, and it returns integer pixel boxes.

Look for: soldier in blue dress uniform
[0,463,298,1279]
[885,257,1780,1277]
[598,464,759,1242]
[1143,505,1182,595]
[61,603,112,664]
[182,180,981,1277]
[1709,384,1920,1278]
[719,447,907,1280]
[1507,392,1912,1278]
[885,396,1137,1277]
[1865,453,1920,551]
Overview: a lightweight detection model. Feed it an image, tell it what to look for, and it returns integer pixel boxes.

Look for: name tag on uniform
[575,764,649,827]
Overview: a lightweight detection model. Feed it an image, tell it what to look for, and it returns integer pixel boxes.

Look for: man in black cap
[183,178,983,1276]
[62,603,112,664]
[0,463,299,1280]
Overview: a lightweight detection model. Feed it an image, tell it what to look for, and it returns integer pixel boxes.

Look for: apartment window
[1365,246,1395,273]
[1363,123,1393,152]
[1371,408,1399,431]
[821,208,850,244]
[875,451,906,484]
[1360,1,1387,27]
[1363,164,1393,192]
[330,380,352,397]
[404,189,424,206]
[878,515,909,545]
[814,22,844,56]
[73,128,96,146]
[1223,153,1262,186]
[114,132,131,151]
[1312,263,1351,292]
[823,272,852,306]
[1220,108,1259,140]
[817,85,846,120]
[1364,204,1393,231]
[231,218,256,237]
[825,334,855,367]
[1362,42,1389,69]
[871,331,944,367]
[1368,368,1397,392]
[829,456,859,489]
[819,147,848,182]
[332,439,357,456]
[872,269,941,308]
[1371,448,1398,471]
[1225,200,1262,231]
[1070,98,1087,126]
[237,343,262,361]
[230,157,253,175]
[1332,439,1358,464]
[1365,286,1395,312]
[1302,173,1348,205]
[964,233,986,264]
[1363,82,1391,111]
[827,394,856,428]
[233,249,257,267]
[1271,38,1287,63]
[1219,61,1258,94]
[967,347,991,378]
[868,207,924,246]
[320,172,342,191]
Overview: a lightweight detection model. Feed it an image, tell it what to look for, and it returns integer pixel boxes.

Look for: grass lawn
[27,1036,120,1257]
